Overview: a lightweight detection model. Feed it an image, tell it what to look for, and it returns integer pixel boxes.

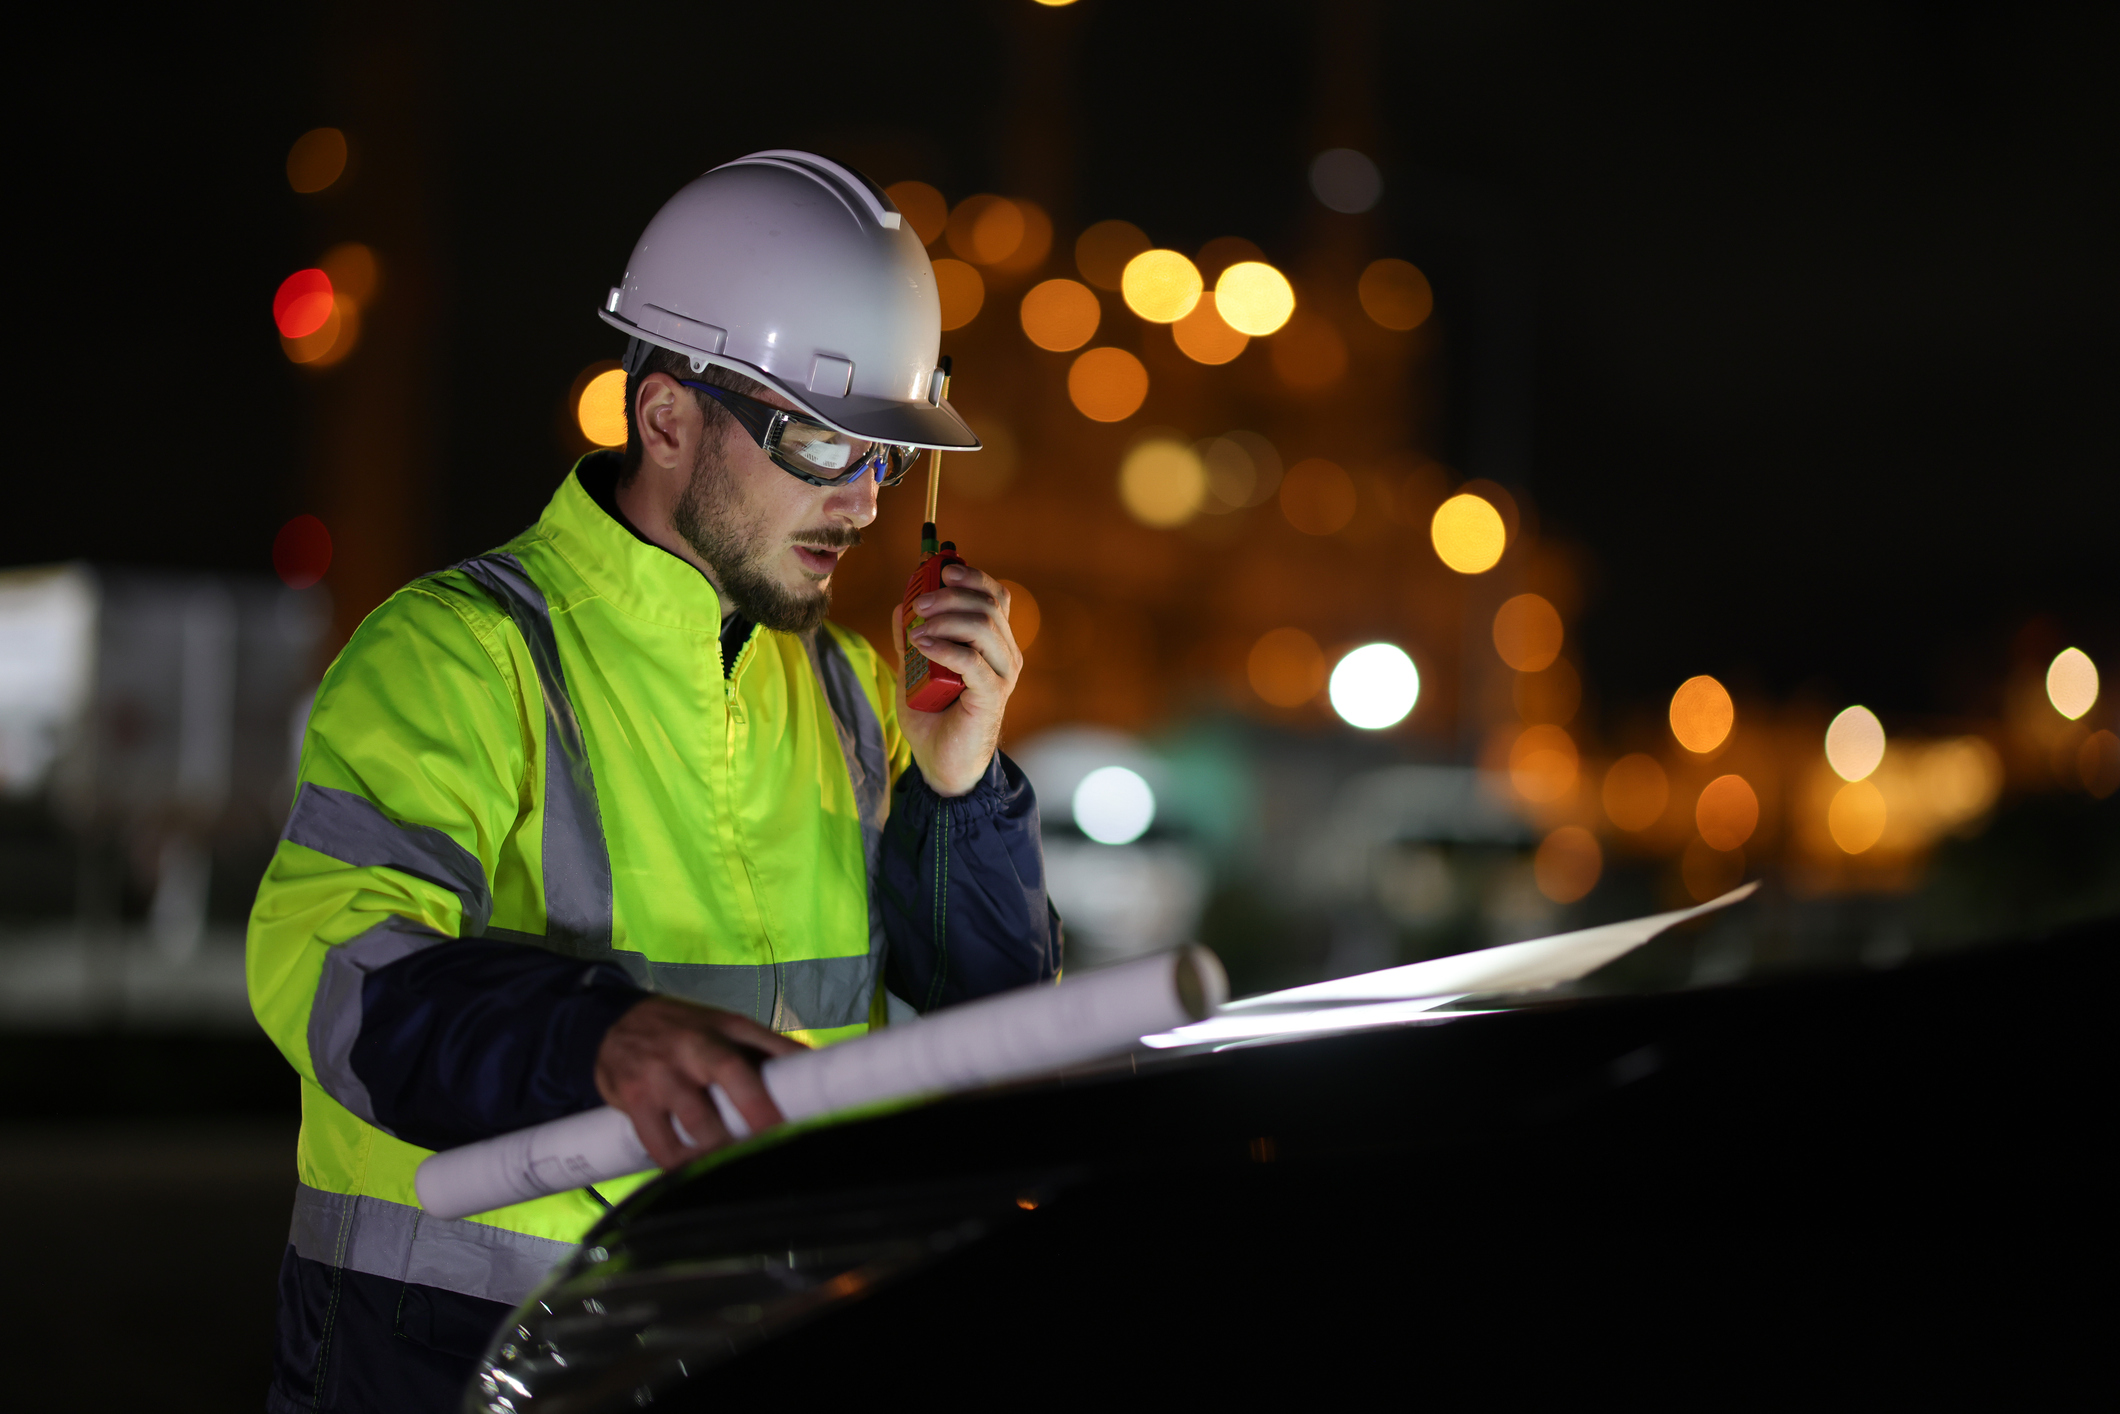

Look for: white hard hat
[599,150,978,451]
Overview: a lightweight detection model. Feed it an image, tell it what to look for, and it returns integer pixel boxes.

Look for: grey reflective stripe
[307,918,448,1132]
[807,627,889,1026]
[631,953,880,1031]
[288,1181,574,1308]
[455,553,615,953]
[481,934,873,1029]
[282,783,492,935]
[809,627,889,834]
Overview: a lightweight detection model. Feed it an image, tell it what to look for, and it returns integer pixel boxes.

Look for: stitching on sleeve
[923,802,950,1012]
[403,578,540,808]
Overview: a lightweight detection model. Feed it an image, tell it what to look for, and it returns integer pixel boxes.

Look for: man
[249,150,1060,1412]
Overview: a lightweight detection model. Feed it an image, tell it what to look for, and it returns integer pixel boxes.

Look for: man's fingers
[910,604,1017,668]
[634,1118,683,1171]
[663,1084,731,1160]
[907,632,978,676]
[911,623,1014,684]
[595,997,816,1168]
[940,564,1004,604]
[702,1010,808,1058]
[707,1052,786,1136]
[911,588,999,622]
[622,1096,692,1170]
[917,641,1008,727]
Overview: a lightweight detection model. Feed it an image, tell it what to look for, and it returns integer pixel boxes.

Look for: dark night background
[16,1,2114,716]
[2,4,2113,1409]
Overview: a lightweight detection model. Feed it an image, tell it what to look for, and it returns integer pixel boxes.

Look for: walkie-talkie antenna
[921,356,951,554]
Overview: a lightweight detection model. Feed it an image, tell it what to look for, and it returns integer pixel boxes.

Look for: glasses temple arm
[681,381,778,446]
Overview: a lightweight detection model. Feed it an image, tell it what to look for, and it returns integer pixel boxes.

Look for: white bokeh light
[2047,647,2099,721]
[1072,765,1156,845]
[1328,643,1420,730]
[1824,705,1886,782]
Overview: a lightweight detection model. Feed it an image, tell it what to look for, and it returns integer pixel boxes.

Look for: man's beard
[671,439,860,634]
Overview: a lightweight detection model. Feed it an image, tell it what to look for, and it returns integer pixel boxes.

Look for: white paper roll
[414,1105,650,1220]
[414,947,1225,1220]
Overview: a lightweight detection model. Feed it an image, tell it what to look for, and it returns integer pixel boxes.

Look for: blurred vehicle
[0,564,325,1029]
[467,918,2108,1411]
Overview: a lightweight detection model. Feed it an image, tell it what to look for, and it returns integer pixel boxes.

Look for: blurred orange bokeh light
[932,259,985,330]
[1535,826,1602,902]
[1602,753,1670,831]
[1067,347,1149,421]
[1019,279,1101,352]
[1172,294,1249,364]
[576,368,628,447]
[1695,774,1760,851]
[884,180,948,246]
[992,200,1053,274]
[1248,628,1326,707]
[1510,724,1579,802]
[1000,580,1040,651]
[947,194,1026,265]
[1121,249,1204,323]
[1492,593,1563,672]
[287,128,347,194]
[1669,675,1735,753]
[1828,779,1887,853]
[1357,258,1434,331]
[1430,493,1505,573]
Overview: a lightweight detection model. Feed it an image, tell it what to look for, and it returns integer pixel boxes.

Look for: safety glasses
[680,381,923,488]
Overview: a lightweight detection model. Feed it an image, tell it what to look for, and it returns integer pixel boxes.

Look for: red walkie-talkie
[902,539,965,712]
[902,357,967,712]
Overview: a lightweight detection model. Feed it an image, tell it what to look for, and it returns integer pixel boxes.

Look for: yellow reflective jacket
[248,456,918,1306]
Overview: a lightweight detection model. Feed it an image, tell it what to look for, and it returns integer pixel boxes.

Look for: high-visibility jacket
[248,453,1059,1320]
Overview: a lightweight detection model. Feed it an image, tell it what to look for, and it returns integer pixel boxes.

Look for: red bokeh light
[273,269,335,339]
[273,514,333,589]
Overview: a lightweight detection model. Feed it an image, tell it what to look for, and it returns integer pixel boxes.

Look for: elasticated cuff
[895,751,1016,821]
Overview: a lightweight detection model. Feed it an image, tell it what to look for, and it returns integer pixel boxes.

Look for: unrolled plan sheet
[1141,881,1759,1049]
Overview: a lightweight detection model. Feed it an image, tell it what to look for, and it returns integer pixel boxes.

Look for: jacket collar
[535,451,727,632]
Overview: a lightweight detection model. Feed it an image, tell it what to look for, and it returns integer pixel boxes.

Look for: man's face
[671,387,882,633]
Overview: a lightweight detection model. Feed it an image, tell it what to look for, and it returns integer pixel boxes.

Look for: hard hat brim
[788,388,983,451]
[599,310,981,452]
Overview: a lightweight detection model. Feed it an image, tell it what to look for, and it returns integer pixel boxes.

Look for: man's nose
[824,470,880,529]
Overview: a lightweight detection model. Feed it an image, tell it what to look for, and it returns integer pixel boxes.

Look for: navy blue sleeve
[350,940,649,1151]
[880,749,1064,1013]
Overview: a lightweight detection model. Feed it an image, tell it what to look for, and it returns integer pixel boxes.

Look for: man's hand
[595,997,806,1169]
[892,562,1023,797]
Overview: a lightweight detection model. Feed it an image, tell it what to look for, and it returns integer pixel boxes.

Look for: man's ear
[634,372,690,471]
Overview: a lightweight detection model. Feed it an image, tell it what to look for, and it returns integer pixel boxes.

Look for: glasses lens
[773,419,857,473]
[879,445,921,487]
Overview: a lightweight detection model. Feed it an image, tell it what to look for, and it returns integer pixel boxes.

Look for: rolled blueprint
[415,946,1227,1220]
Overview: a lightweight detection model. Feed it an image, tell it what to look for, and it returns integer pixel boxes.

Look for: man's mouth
[791,544,842,576]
